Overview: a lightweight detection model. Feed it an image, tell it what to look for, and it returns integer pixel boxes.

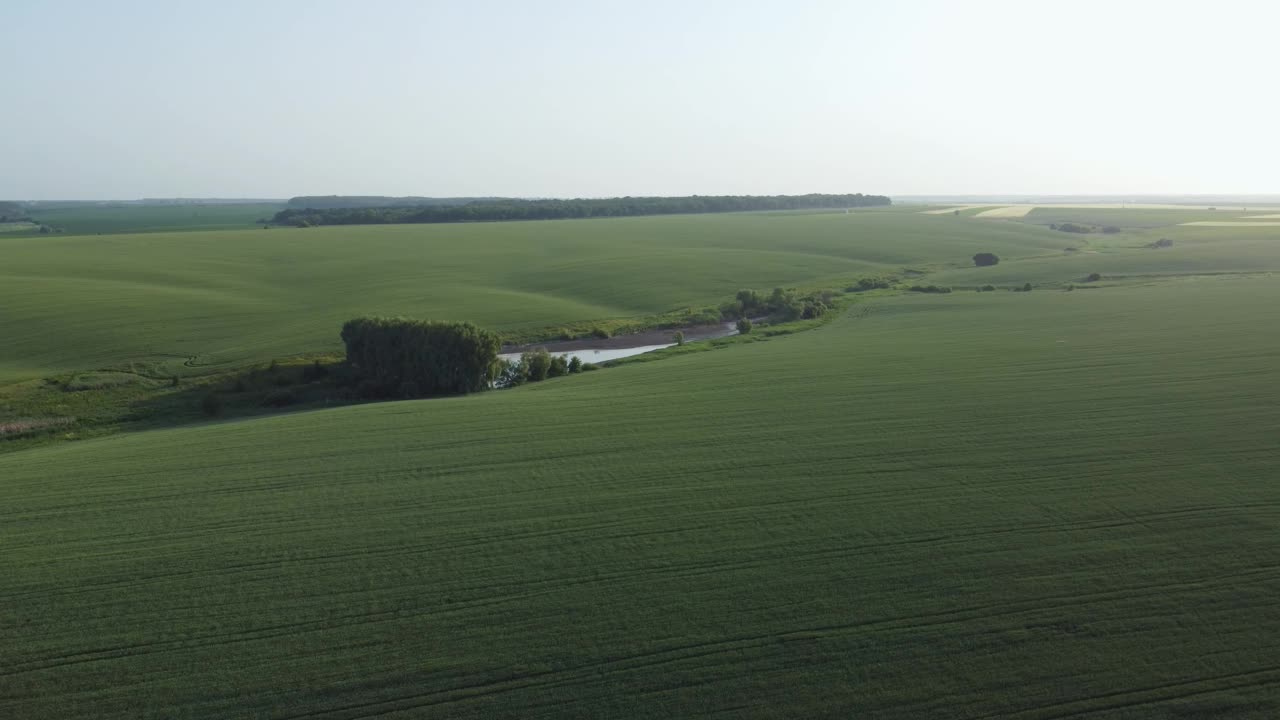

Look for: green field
[17,202,285,236]
[4,207,1280,717]
[0,210,1064,382]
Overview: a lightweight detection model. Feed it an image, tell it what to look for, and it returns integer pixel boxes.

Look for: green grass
[18,203,285,236]
[4,277,1280,718]
[0,211,1067,383]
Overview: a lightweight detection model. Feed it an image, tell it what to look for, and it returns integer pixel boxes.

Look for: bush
[200,392,223,417]
[673,330,685,345]
[568,356,583,374]
[491,358,527,388]
[523,348,552,382]
[736,317,753,334]
[1102,226,1121,234]
[548,355,569,378]
[590,327,611,339]
[908,285,952,294]
[341,317,502,396]
[1054,222,1095,234]
[581,362,600,371]
[1148,238,1173,249]
[980,284,996,292]
[848,277,892,292]
[973,253,1000,267]
[263,389,296,407]
[1085,272,1102,282]
[1022,282,1033,292]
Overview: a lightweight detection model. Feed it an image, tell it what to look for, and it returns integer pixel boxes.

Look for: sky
[3,0,1278,200]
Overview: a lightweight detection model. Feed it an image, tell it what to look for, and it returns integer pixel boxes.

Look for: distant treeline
[273,193,892,227]
[286,196,504,209]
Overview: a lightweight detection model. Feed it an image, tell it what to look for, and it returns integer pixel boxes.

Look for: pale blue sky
[4,0,1277,199]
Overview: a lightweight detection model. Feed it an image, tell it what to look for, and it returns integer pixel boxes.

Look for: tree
[523,348,552,382]
[341,317,502,396]
[673,330,685,345]
[973,252,1000,267]
[1022,282,1033,292]
[568,356,583,373]
[736,317,753,334]
[548,355,569,378]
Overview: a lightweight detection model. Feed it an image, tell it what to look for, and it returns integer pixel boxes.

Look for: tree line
[273,193,891,227]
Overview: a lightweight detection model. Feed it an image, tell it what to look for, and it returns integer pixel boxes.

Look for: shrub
[973,252,1000,267]
[200,392,223,417]
[908,285,952,294]
[1086,272,1102,282]
[981,284,996,292]
[1055,222,1095,234]
[263,389,296,407]
[736,317,753,334]
[801,301,826,319]
[568,356,583,374]
[581,362,600,371]
[523,348,552,382]
[673,330,685,345]
[341,317,502,396]
[1148,238,1173,249]
[849,277,892,292]
[1102,226,1122,234]
[548,355,569,378]
[590,327,611,339]
[1022,282,1033,292]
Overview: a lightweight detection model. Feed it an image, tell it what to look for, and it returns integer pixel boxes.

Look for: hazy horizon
[5,0,1278,200]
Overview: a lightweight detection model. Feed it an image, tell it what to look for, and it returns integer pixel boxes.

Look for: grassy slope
[4,278,1279,719]
[0,210,1065,382]
[932,222,1280,287]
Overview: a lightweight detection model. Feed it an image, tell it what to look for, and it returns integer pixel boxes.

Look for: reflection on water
[498,343,675,365]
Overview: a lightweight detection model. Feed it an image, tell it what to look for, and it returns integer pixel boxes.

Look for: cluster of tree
[977,283,1033,292]
[286,196,504,209]
[340,317,501,398]
[494,349,593,387]
[272,193,891,227]
[908,284,952,294]
[722,287,834,321]
[1049,222,1116,234]
[973,252,1000,267]
[0,201,31,223]
[1146,238,1174,249]
[846,276,894,292]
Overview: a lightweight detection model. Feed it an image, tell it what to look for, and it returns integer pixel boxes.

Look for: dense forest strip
[272,193,891,227]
